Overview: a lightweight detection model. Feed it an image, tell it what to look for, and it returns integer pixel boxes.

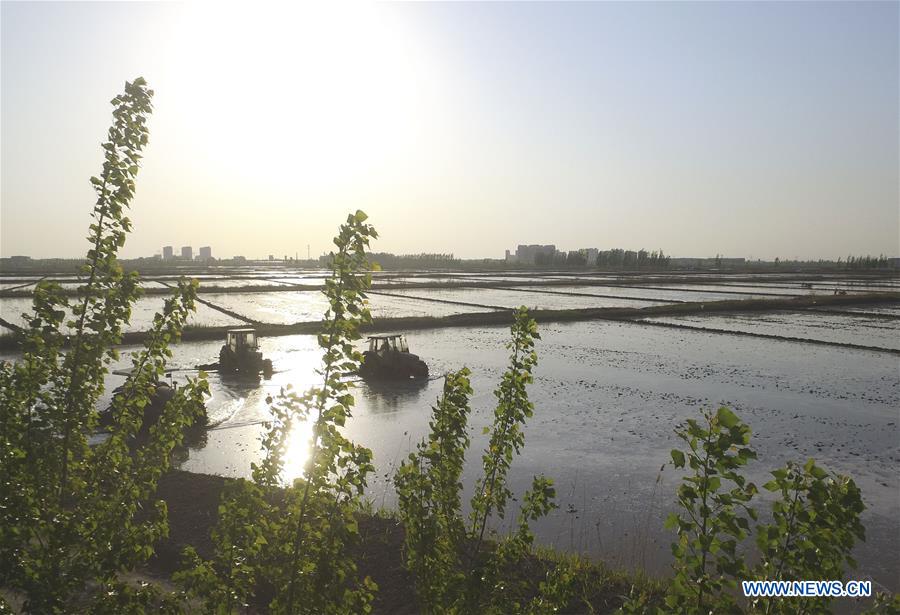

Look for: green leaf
[716,407,739,428]
[664,513,680,530]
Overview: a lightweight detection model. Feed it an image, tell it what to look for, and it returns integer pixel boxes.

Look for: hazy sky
[2,1,898,260]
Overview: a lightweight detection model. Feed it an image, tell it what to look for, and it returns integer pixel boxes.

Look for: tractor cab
[227,328,258,353]
[368,334,409,354]
[219,328,272,377]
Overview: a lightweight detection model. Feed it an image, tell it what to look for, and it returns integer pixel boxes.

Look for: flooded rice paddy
[1,270,898,591]
[644,312,900,350]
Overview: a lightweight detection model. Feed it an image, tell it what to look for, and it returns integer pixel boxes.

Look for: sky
[1,1,898,260]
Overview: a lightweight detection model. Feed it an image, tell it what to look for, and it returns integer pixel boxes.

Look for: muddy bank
[147,470,639,614]
[147,471,415,613]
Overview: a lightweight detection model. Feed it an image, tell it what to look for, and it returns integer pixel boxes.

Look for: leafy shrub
[625,407,869,614]
[751,459,865,615]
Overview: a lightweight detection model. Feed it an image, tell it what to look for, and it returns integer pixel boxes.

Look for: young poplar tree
[394,307,573,614]
[0,78,208,613]
[177,211,379,614]
[664,408,758,613]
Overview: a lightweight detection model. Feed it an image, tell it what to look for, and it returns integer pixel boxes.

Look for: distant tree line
[533,252,566,267]
[839,254,893,270]
[0,257,87,275]
[596,248,670,269]
[762,255,896,270]
[0,256,314,276]
[531,248,671,269]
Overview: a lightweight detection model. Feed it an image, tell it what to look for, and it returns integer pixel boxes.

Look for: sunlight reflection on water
[280,417,314,485]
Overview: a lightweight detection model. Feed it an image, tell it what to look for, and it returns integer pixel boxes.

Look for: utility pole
[307,244,310,260]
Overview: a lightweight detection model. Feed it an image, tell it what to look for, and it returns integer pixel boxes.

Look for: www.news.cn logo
[742,580,872,598]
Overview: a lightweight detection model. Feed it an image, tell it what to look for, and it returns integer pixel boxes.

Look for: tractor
[99,372,207,445]
[359,334,428,381]
[219,328,273,377]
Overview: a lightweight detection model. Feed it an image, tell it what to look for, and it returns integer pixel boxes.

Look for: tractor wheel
[219,347,234,372]
[413,361,429,380]
[263,359,273,378]
[359,352,378,379]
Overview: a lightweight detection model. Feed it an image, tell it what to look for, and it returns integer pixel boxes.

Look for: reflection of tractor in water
[219,328,273,377]
[359,334,428,381]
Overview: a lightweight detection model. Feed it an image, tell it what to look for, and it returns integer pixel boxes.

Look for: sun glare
[162,3,437,191]
[281,415,314,485]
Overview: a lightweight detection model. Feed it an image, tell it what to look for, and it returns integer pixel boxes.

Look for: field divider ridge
[158,280,263,326]
[367,289,508,311]
[620,318,900,355]
[1,291,896,351]
[500,286,685,304]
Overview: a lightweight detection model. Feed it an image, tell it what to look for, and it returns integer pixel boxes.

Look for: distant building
[199,246,212,260]
[181,246,192,260]
[511,244,557,265]
[9,255,31,265]
[162,246,173,260]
